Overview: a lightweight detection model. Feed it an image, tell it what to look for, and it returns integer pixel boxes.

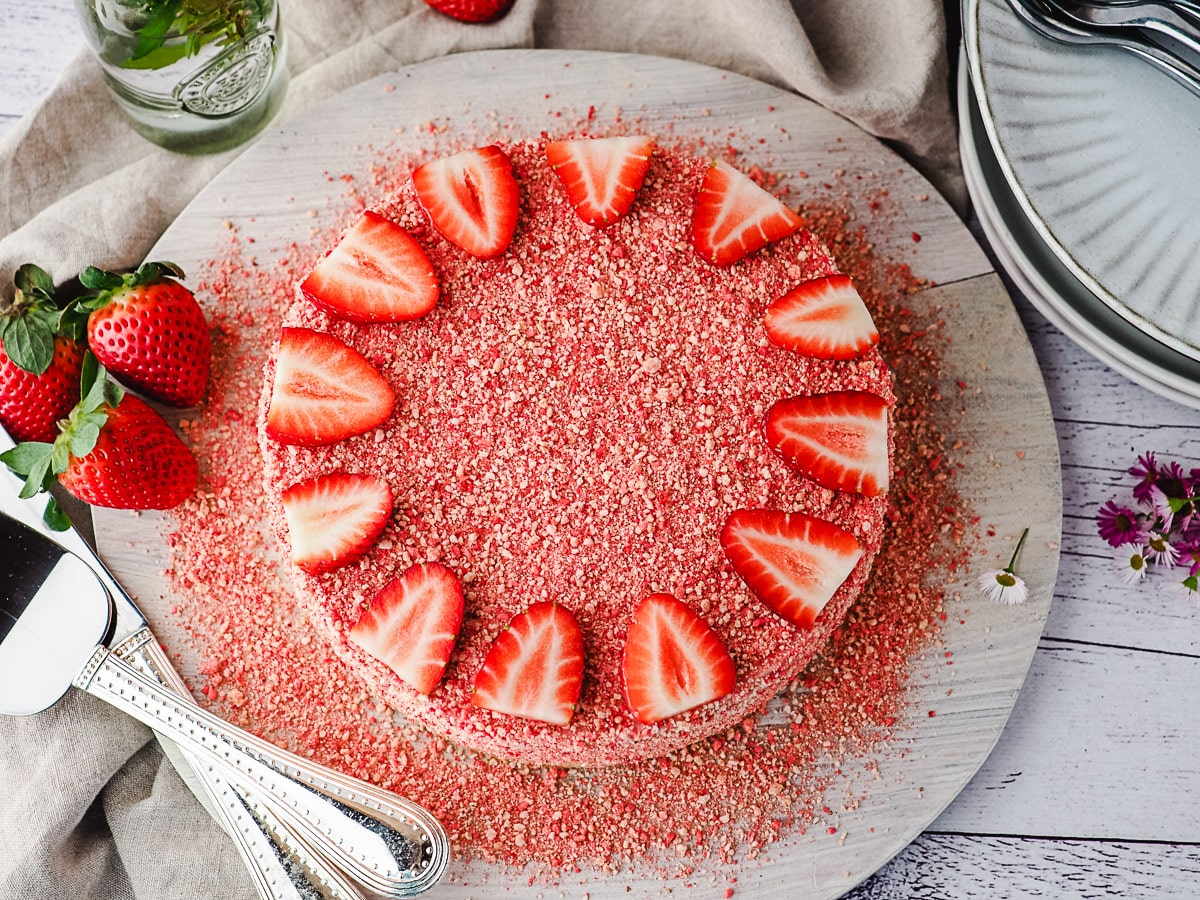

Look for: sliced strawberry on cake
[621,593,735,725]
[691,159,803,266]
[411,145,520,258]
[300,210,439,323]
[281,471,393,575]
[545,135,654,227]
[720,509,863,630]
[764,274,879,360]
[763,391,890,496]
[265,327,395,446]
[349,562,465,695]
[471,602,585,725]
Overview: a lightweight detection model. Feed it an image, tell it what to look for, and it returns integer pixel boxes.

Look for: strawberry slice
[764,274,880,360]
[265,327,395,446]
[348,562,465,695]
[300,210,439,323]
[545,136,655,227]
[691,159,802,266]
[621,593,735,724]
[720,509,863,630]
[281,472,393,575]
[763,391,890,496]
[412,145,520,259]
[471,602,584,725]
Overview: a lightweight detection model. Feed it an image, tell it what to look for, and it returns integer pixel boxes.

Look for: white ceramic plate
[965,0,1200,364]
[958,53,1200,409]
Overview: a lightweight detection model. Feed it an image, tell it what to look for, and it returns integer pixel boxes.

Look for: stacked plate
[961,0,1200,408]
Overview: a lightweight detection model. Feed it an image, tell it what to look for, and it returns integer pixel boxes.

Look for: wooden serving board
[93,51,1061,897]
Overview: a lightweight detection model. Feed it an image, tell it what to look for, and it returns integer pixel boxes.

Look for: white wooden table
[3,3,1198,897]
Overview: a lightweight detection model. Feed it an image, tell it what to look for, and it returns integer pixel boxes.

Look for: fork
[1006,0,1200,97]
[1045,0,1200,56]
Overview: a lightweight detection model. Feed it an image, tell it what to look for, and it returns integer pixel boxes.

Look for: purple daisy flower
[1096,500,1145,547]
[1129,452,1160,503]
[1159,459,1190,501]
[1141,484,1176,533]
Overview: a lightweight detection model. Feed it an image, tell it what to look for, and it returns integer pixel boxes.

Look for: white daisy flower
[1117,550,1149,585]
[1145,532,1180,567]
[977,568,1029,605]
[978,527,1031,605]
[1171,574,1200,606]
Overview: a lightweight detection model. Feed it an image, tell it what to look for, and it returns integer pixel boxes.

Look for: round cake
[258,135,892,767]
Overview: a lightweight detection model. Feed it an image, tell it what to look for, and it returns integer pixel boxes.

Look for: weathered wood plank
[933,639,1200,841]
[0,0,83,121]
[849,834,1200,899]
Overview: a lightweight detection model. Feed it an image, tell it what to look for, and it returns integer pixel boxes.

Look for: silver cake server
[0,428,449,898]
[0,511,448,897]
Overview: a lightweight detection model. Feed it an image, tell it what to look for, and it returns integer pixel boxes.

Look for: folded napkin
[0,1,963,896]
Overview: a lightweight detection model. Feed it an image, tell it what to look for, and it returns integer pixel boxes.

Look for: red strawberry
[471,602,585,725]
[57,393,198,510]
[691,159,802,266]
[0,336,85,443]
[281,471,393,575]
[300,211,439,323]
[412,145,520,259]
[1,362,198,513]
[763,274,880,360]
[0,264,85,444]
[78,261,211,407]
[422,0,514,22]
[621,593,735,724]
[348,562,465,695]
[720,509,862,630]
[763,391,890,496]
[545,136,655,227]
[265,327,395,446]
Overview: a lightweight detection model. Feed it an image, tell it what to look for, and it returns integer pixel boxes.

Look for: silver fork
[1045,0,1200,55]
[1007,0,1200,96]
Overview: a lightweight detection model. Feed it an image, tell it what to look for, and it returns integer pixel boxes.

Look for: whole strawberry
[0,264,86,443]
[1,358,198,515]
[77,261,211,407]
[423,0,515,23]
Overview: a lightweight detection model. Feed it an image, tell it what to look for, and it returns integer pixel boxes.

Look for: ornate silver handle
[75,647,436,898]
[116,631,354,900]
[129,633,450,896]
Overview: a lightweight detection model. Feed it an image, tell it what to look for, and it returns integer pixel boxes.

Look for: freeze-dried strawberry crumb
[260,139,890,767]
[159,127,971,884]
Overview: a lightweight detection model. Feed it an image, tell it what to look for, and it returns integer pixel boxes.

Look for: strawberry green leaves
[1,354,123,530]
[0,264,67,376]
[1,354,121,497]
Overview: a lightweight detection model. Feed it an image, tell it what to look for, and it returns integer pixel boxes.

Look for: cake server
[0,510,450,897]
[0,426,449,897]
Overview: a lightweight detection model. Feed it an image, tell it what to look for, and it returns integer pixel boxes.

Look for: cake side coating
[259,138,892,767]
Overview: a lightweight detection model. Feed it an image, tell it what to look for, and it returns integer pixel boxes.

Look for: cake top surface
[259,136,891,765]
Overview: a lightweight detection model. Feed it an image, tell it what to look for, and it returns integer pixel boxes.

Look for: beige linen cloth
[0,1,964,896]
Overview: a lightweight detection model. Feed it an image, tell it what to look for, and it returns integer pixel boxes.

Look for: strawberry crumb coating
[258,139,893,766]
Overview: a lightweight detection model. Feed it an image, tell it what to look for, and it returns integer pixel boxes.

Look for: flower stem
[1005,527,1030,574]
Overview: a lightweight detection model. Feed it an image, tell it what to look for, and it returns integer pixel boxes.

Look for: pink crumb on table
[162,124,970,883]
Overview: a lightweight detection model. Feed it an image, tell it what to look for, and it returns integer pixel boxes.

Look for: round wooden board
[93,51,1061,897]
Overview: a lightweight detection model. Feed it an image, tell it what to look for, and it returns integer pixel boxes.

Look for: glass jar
[76,0,289,154]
